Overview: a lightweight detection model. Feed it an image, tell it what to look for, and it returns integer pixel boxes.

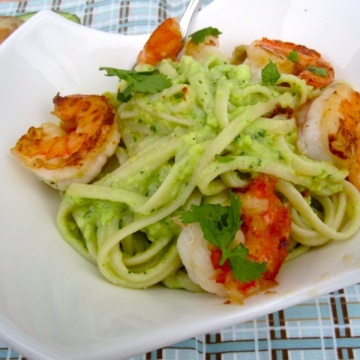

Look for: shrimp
[137,18,183,66]
[237,175,291,285]
[183,32,228,64]
[297,83,360,190]
[177,222,229,298]
[136,18,229,66]
[177,174,291,303]
[246,38,334,88]
[11,94,120,191]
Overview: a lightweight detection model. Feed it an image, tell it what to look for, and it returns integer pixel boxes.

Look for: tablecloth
[0,0,360,359]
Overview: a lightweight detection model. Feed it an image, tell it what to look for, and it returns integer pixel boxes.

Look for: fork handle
[179,0,203,41]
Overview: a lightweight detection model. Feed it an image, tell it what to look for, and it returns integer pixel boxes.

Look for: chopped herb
[287,50,299,63]
[215,154,235,163]
[256,129,266,138]
[311,198,323,212]
[117,90,132,103]
[100,67,172,102]
[189,27,222,45]
[173,92,184,99]
[307,66,328,77]
[180,192,266,283]
[262,60,281,85]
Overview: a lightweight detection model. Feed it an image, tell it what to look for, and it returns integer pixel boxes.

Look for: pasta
[56,41,360,294]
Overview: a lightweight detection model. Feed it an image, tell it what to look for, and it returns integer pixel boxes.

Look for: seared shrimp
[137,18,183,66]
[237,174,291,285]
[178,174,291,303]
[246,38,334,88]
[297,83,360,190]
[11,94,120,191]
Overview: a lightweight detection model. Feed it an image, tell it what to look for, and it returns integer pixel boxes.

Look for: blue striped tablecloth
[0,1,359,359]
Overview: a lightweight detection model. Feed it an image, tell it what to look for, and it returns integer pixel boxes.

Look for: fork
[132,0,202,69]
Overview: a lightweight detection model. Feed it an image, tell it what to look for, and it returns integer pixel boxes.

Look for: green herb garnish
[173,92,184,99]
[287,50,299,63]
[261,60,281,85]
[180,192,266,283]
[189,27,222,45]
[307,66,328,77]
[100,67,172,102]
[215,154,235,163]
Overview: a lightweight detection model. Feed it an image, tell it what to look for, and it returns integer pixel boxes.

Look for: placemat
[0,0,213,34]
[0,1,359,359]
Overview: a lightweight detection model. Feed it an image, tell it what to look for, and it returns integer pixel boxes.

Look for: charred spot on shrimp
[278,237,289,250]
[328,131,352,160]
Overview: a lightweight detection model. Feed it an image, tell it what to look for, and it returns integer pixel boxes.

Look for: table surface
[1,1,360,359]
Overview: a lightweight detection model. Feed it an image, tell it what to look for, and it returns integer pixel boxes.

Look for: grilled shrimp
[177,222,229,298]
[137,18,228,66]
[178,174,291,303]
[246,38,334,88]
[11,94,120,191]
[237,175,291,285]
[297,83,360,190]
[137,18,183,66]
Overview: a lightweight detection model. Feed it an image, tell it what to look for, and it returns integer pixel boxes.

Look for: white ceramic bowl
[1,1,360,359]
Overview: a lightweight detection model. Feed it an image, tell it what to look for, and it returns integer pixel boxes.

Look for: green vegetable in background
[16,11,80,24]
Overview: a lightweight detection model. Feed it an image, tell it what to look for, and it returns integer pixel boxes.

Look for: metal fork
[179,0,203,41]
[132,0,202,69]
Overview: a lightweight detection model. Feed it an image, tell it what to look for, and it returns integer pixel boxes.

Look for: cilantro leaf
[180,193,240,264]
[229,247,267,283]
[100,67,172,102]
[189,27,222,45]
[180,192,266,283]
[287,50,299,63]
[262,60,281,85]
[307,66,328,77]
